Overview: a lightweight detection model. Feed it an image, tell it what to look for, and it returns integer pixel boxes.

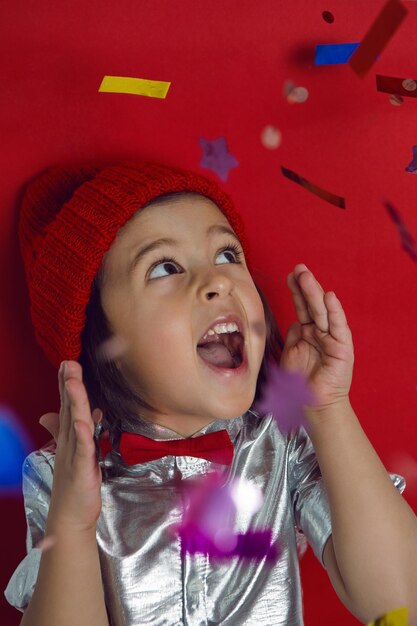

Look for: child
[4,161,417,626]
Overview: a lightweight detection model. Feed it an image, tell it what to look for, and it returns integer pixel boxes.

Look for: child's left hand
[280,263,354,413]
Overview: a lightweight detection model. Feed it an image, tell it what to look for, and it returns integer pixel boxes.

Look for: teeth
[207,322,239,336]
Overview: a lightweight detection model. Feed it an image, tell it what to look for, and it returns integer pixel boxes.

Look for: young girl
[4,161,417,626]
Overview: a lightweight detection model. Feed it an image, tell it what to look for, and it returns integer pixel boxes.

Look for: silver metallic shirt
[4,409,405,625]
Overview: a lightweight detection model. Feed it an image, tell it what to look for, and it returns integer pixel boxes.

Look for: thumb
[39,412,60,441]
[283,322,303,350]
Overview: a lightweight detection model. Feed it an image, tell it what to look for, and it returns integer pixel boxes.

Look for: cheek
[246,287,267,347]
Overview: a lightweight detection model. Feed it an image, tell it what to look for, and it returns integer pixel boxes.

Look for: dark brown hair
[78,194,284,438]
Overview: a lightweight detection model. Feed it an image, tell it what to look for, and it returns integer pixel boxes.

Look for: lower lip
[197,346,249,378]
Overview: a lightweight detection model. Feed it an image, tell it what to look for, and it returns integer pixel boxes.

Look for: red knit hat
[18,161,251,369]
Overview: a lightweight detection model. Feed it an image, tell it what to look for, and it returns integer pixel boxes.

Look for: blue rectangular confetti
[315,43,360,65]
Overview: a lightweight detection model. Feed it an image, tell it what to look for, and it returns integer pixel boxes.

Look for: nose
[197,266,235,300]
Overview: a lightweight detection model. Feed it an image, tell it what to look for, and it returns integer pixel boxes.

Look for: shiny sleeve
[287,427,407,568]
[4,442,55,612]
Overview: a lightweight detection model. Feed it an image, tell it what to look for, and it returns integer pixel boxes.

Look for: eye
[147,241,244,280]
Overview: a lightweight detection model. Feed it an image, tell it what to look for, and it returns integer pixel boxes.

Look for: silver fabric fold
[4,410,406,625]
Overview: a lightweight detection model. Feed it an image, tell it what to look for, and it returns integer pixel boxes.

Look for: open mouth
[197,332,245,369]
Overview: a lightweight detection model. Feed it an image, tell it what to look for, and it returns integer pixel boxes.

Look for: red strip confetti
[383,200,417,262]
[281,166,346,209]
[349,0,408,78]
[376,75,417,98]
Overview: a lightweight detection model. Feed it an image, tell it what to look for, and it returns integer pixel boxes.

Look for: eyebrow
[128,224,240,275]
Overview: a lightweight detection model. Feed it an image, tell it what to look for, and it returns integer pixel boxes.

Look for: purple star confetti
[253,361,318,433]
[175,472,279,562]
[405,146,417,173]
[383,200,417,262]
[199,137,239,182]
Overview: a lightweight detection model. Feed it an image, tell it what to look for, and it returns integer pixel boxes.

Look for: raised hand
[280,263,354,412]
[46,360,104,532]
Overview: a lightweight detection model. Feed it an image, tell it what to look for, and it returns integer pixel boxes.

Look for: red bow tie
[98,429,234,465]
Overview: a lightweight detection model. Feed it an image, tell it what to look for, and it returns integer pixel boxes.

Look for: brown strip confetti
[376,74,417,98]
[281,166,346,208]
[349,0,408,78]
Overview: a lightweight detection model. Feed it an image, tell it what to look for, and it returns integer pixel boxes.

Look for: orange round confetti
[402,78,417,92]
[389,94,404,106]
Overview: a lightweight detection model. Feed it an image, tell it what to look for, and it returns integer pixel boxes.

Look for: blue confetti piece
[315,43,360,65]
[0,406,32,492]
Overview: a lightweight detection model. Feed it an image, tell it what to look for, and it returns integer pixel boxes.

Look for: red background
[2,1,417,624]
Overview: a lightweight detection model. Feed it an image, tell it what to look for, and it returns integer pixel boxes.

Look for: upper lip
[197,314,245,345]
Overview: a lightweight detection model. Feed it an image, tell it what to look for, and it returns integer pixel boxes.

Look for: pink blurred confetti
[253,361,318,432]
[96,335,129,362]
[34,535,56,553]
[175,472,279,562]
[387,451,417,489]
[383,200,417,262]
[199,137,239,182]
[261,125,282,149]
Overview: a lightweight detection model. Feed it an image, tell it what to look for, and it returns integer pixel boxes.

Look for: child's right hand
[45,360,104,533]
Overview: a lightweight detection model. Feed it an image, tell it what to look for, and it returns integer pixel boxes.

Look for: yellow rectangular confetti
[367,607,408,626]
[98,75,171,99]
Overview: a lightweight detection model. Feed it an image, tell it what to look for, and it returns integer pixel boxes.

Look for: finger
[287,272,314,325]
[72,420,97,467]
[61,361,84,441]
[324,291,353,346]
[65,377,94,437]
[292,266,329,333]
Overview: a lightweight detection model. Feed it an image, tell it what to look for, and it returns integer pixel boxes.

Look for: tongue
[197,343,235,368]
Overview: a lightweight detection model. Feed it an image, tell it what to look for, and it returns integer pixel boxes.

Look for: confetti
[281,165,346,208]
[377,75,417,98]
[176,472,279,561]
[315,43,359,65]
[405,146,417,172]
[98,76,171,99]
[199,137,239,182]
[322,10,335,23]
[367,606,408,626]
[287,86,309,103]
[0,406,32,492]
[261,126,282,149]
[253,361,318,433]
[349,0,408,78]
[96,335,129,362]
[402,78,417,91]
[283,80,296,97]
[389,94,404,106]
[34,535,57,553]
[388,451,417,489]
[383,200,417,262]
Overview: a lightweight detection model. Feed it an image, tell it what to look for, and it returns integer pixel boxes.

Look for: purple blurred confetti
[176,471,279,562]
[253,361,318,433]
[179,524,279,561]
[199,137,239,182]
[405,146,417,173]
[383,200,417,262]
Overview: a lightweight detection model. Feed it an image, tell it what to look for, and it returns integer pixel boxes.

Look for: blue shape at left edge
[315,43,359,65]
[0,406,32,492]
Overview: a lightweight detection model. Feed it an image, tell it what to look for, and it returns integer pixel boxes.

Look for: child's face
[99,193,266,437]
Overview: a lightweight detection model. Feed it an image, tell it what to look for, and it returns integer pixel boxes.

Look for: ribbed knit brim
[18,161,251,369]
